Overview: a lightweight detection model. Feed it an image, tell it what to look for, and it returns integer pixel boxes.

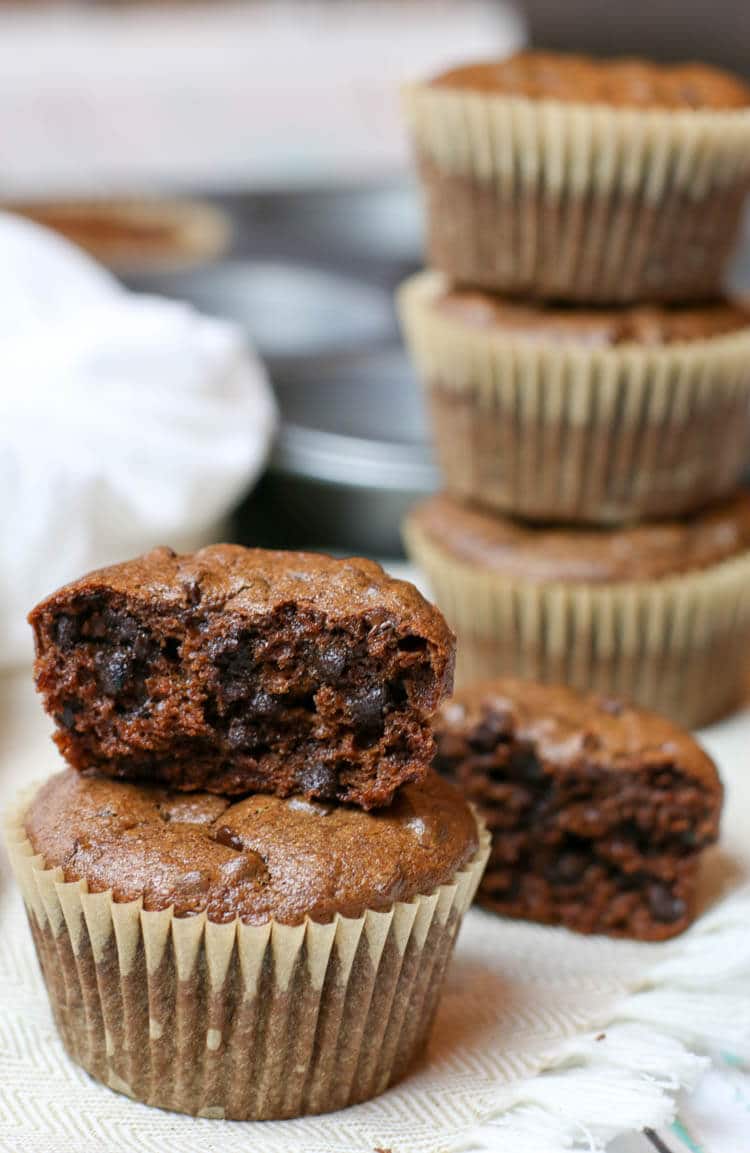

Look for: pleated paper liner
[403,517,750,729]
[398,271,750,524]
[402,85,750,302]
[4,787,490,1121]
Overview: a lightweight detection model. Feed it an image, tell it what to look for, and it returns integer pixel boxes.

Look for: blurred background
[1,0,749,661]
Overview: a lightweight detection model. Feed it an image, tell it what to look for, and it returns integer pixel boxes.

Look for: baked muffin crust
[434,288,750,347]
[407,492,750,584]
[431,52,750,109]
[25,768,479,925]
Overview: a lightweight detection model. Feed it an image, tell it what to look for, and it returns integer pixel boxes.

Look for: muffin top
[406,492,750,584]
[430,51,750,110]
[31,544,452,657]
[437,678,720,789]
[433,284,750,347]
[24,769,479,925]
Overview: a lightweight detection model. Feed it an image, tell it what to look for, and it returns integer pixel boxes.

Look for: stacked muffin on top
[400,51,750,730]
[7,545,489,1120]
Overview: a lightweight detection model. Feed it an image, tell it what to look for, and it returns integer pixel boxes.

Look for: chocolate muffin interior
[30,546,455,809]
[434,682,722,940]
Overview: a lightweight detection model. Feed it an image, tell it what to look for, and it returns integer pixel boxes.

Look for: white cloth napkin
[0,212,277,668]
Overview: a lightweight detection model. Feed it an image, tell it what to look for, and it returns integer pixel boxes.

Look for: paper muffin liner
[403,85,750,301]
[4,787,489,1121]
[404,516,750,728]
[398,271,750,523]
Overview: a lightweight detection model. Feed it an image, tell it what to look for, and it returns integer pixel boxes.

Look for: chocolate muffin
[7,768,488,1120]
[403,492,750,727]
[399,271,750,523]
[434,679,722,940]
[29,545,455,809]
[403,51,750,302]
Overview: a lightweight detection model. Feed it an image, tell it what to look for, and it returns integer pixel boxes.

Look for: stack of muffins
[6,545,489,1119]
[400,51,750,729]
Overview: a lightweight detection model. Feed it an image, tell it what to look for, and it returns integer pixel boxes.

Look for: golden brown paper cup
[5,787,490,1121]
[398,271,750,523]
[403,515,750,728]
[403,85,750,302]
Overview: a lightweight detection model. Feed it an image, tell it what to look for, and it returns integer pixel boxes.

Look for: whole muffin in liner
[404,493,750,728]
[403,53,750,303]
[398,271,750,524]
[5,771,489,1121]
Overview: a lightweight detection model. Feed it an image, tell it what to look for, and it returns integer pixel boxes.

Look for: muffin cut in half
[29,545,455,809]
[399,271,750,523]
[404,51,750,302]
[434,679,722,940]
[7,768,488,1119]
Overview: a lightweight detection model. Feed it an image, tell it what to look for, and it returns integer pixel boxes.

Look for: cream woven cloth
[1,670,748,1153]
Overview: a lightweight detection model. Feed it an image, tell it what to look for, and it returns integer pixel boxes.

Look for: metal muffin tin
[258,277,439,555]
[141,259,395,361]
[248,348,437,556]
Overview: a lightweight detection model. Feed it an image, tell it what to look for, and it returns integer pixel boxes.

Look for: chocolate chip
[648,883,687,924]
[213,825,244,852]
[297,761,339,800]
[219,851,268,885]
[314,640,349,683]
[132,633,152,662]
[227,717,251,750]
[348,684,388,732]
[111,613,139,645]
[54,614,78,650]
[95,649,134,696]
[248,690,280,719]
[60,702,78,730]
[214,638,256,700]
